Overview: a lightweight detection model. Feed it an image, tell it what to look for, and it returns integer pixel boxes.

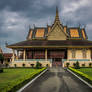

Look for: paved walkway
[22,67,92,92]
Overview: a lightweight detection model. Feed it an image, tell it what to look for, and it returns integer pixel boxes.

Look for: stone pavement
[22,67,92,92]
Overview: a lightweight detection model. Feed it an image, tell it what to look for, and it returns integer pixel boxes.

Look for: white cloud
[86,24,92,40]
[62,0,90,14]
[32,0,57,10]
[0,0,92,53]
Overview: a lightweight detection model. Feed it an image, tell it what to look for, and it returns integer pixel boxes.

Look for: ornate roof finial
[54,6,60,23]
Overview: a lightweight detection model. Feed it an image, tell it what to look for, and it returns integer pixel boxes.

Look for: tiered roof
[7,40,92,48]
[7,7,92,49]
[27,26,87,40]
[27,7,87,40]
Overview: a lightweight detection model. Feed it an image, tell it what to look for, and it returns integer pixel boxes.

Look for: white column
[23,49,26,61]
[45,49,47,61]
[12,49,15,62]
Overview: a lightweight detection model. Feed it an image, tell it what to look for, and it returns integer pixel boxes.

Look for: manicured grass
[0,68,46,92]
[69,67,92,85]
[77,68,92,78]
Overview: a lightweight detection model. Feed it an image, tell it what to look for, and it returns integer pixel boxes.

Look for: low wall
[9,61,52,67]
[64,61,92,67]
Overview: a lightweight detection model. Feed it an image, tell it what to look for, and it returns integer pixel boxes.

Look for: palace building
[7,8,92,67]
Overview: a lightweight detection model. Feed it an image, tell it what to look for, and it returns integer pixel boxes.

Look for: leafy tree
[0,54,4,64]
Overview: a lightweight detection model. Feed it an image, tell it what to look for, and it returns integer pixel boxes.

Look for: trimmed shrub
[89,63,92,67]
[0,54,4,64]
[5,64,9,68]
[73,63,76,67]
[36,62,42,69]
[74,61,80,69]
[22,63,25,67]
[82,63,85,67]
[66,62,70,67]
[14,64,17,68]
[30,64,34,68]
[0,68,3,73]
[46,64,49,67]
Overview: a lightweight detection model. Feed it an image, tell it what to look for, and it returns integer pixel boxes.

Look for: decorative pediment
[47,23,68,40]
[47,7,68,40]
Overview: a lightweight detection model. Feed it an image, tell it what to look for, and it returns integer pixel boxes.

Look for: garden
[67,61,92,85]
[0,67,46,92]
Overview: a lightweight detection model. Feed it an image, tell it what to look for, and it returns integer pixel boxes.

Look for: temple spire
[54,6,61,23]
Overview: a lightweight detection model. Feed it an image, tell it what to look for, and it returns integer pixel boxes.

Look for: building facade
[7,8,92,67]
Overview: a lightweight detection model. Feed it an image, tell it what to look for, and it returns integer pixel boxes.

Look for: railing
[14,59,52,62]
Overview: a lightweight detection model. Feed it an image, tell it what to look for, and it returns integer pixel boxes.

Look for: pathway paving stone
[22,67,92,92]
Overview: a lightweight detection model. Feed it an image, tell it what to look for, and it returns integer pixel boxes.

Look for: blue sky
[0,0,92,52]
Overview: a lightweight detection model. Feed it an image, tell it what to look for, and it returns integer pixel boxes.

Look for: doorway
[52,58,62,66]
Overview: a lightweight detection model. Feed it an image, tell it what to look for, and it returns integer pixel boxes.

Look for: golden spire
[54,6,60,23]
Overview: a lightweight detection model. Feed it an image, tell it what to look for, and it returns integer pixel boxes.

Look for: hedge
[69,67,92,85]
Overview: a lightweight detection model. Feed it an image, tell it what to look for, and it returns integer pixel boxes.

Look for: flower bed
[0,68,46,92]
[69,67,92,85]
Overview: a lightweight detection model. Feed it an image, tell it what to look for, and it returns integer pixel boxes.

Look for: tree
[74,61,80,69]
[36,62,42,69]
[0,54,4,64]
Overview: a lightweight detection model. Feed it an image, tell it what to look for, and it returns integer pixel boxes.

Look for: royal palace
[7,8,92,67]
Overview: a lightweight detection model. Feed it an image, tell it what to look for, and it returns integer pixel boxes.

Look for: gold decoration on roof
[29,30,33,39]
[54,7,61,24]
[70,29,79,37]
[35,29,45,37]
[82,29,86,39]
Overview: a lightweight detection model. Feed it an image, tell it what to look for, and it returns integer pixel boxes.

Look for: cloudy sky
[0,0,92,52]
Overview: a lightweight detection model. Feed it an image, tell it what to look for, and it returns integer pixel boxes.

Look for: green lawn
[69,67,92,85]
[77,68,92,78]
[0,68,45,92]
